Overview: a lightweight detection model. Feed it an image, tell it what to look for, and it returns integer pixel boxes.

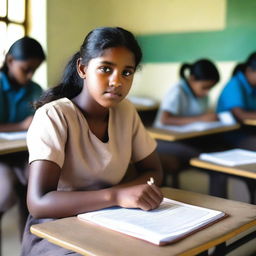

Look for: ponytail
[34,52,83,109]
[179,63,191,81]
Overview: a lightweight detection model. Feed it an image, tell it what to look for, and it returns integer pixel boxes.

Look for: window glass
[0,0,7,17]
[8,0,25,23]
[0,22,7,65]
[7,23,25,48]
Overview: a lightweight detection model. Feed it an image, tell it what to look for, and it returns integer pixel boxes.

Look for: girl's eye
[122,70,134,77]
[99,66,112,73]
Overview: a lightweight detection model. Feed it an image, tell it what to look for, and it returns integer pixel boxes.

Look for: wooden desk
[30,187,256,256]
[190,158,256,203]
[128,96,159,112]
[243,119,256,126]
[0,139,27,155]
[147,124,240,141]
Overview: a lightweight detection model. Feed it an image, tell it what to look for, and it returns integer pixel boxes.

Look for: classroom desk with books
[147,124,240,141]
[0,139,27,155]
[30,187,256,256]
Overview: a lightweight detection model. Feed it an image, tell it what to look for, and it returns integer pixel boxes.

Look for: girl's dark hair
[35,27,142,109]
[232,52,256,76]
[0,36,46,73]
[179,59,220,84]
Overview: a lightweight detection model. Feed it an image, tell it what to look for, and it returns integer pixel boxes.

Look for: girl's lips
[104,91,122,99]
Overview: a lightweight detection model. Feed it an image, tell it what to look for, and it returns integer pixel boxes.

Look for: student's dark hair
[0,36,46,73]
[232,52,256,76]
[34,27,142,109]
[179,59,220,83]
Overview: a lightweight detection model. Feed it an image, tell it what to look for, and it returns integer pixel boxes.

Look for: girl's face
[188,76,216,98]
[7,55,42,86]
[245,67,256,87]
[79,46,136,108]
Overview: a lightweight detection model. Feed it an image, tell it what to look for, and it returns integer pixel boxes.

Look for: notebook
[199,148,256,166]
[78,198,226,246]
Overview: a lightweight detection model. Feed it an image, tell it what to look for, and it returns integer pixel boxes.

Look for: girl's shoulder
[36,97,75,117]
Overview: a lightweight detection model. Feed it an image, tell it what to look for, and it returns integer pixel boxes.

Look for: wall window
[0,0,27,64]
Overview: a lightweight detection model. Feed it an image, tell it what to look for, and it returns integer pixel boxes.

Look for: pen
[147,177,154,186]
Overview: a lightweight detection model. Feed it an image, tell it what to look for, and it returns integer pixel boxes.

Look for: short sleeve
[130,109,157,163]
[27,105,68,167]
[161,86,183,115]
[217,80,245,112]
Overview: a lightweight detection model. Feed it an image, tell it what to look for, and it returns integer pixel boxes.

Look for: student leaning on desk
[153,59,227,187]
[217,52,256,150]
[0,37,45,239]
[20,27,163,256]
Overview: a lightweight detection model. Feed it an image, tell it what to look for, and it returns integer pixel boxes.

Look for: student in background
[21,27,163,256]
[216,52,256,201]
[0,37,45,238]
[154,59,221,188]
[154,59,220,127]
[217,52,256,122]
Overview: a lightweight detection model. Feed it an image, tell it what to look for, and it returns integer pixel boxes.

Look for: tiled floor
[1,204,256,256]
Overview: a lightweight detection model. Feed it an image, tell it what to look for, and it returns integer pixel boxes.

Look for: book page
[200,148,256,166]
[153,111,236,133]
[78,198,225,245]
[0,131,27,140]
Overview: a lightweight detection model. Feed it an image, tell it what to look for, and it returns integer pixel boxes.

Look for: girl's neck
[72,93,109,122]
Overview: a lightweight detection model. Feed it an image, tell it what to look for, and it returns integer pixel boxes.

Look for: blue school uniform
[217,71,256,113]
[0,72,42,123]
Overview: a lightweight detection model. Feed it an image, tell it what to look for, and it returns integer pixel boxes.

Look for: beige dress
[21,97,157,256]
[27,97,156,191]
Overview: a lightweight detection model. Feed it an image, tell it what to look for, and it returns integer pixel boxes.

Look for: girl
[154,59,220,127]
[217,52,256,121]
[153,59,221,189]
[21,27,163,255]
[0,37,45,238]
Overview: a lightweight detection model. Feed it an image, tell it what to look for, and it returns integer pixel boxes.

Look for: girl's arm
[161,111,218,126]
[0,116,33,132]
[231,107,256,122]
[27,150,163,219]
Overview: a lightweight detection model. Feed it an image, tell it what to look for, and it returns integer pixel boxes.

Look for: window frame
[0,0,28,35]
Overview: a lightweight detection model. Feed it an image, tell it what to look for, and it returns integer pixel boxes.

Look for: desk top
[147,124,240,141]
[190,158,256,179]
[30,187,256,256]
[243,119,256,126]
[0,139,27,155]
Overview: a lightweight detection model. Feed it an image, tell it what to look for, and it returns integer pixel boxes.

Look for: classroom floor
[1,204,256,256]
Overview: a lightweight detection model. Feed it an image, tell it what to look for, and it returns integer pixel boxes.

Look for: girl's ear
[6,54,14,66]
[77,58,87,79]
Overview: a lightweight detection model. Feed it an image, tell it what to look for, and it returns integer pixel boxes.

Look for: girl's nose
[109,72,122,87]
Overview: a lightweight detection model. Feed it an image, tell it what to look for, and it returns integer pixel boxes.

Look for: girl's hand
[20,116,33,130]
[115,184,163,211]
[200,113,218,122]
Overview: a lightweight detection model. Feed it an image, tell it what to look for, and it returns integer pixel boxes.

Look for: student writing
[21,27,163,256]
[0,37,45,238]
[217,52,256,121]
[154,59,220,127]
[153,59,221,188]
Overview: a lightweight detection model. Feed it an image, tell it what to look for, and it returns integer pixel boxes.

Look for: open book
[0,131,27,140]
[199,148,256,166]
[78,198,226,246]
[154,111,237,133]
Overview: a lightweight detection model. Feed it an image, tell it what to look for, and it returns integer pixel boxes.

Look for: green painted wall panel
[137,0,256,63]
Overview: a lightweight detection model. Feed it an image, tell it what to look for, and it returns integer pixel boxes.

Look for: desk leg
[245,179,255,204]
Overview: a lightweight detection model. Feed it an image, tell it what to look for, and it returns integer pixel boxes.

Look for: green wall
[137,0,256,62]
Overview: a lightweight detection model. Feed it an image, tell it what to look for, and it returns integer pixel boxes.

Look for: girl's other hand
[20,116,33,130]
[200,112,218,122]
[115,184,163,211]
